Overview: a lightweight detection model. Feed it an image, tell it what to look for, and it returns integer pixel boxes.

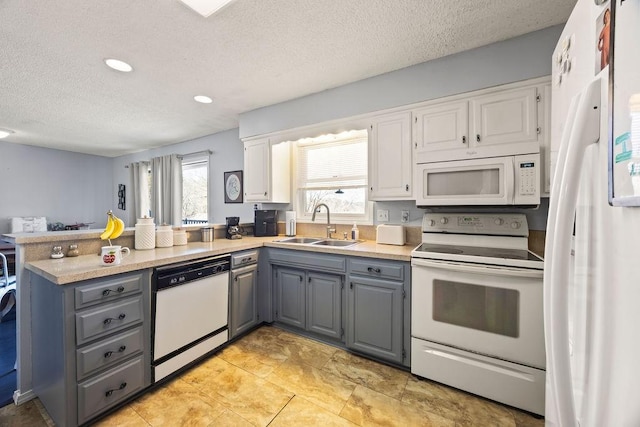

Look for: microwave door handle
[544,77,601,427]
[506,158,515,204]
[411,258,543,279]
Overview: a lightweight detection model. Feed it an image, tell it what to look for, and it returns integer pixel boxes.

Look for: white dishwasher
[152,254,230,383]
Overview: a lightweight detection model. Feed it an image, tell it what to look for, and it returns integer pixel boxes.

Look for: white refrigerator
[546,0,640,426]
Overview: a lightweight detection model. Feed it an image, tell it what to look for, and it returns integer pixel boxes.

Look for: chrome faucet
[311,203,335,239]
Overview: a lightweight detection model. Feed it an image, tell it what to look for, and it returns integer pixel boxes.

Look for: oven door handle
[411,258,543,279]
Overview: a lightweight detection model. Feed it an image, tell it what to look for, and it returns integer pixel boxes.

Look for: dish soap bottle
[351,223,359,240]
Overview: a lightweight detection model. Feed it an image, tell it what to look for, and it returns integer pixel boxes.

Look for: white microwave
[415,153,540,206]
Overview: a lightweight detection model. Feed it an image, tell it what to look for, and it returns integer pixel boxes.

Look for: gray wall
[111,128,255,226]
[0,141,112,234]
[240,26,563,139]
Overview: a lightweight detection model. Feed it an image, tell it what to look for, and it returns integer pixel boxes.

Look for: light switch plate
[377,209,389,222]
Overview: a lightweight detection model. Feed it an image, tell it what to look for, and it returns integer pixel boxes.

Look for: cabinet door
[275,267,306,329]
[306,272,342,340]
[346,276,403,364]
[369,112,413,200]
[230,265,258,339]
[470,87,538,148]
[413,100,468,153]
[243,138,270,202]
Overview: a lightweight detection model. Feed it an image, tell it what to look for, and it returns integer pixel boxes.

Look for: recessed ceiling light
[180,0,235,18]
[0,128,14,139]
[104,58,133,73]
[194,95,213,104]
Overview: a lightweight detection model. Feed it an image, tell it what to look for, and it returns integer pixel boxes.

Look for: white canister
[135,217,156,250]
[173,229,188,246]
[156,225,173,248]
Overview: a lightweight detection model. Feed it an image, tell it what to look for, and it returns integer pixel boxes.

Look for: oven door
[411,257,544,369]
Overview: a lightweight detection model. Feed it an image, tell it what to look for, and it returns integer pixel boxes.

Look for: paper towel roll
[285,211,296,236]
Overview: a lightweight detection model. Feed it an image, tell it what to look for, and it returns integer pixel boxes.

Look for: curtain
[130,161,150,220]
[151,154,183,226]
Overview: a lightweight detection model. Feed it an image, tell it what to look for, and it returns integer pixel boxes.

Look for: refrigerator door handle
[544,77,601,427]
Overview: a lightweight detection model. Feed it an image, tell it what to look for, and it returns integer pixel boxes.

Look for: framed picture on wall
[224,170,243,203]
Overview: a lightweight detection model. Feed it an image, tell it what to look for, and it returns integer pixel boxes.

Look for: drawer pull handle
[105,382,127,397]
[367,267,382,273]
[103,346,127,359]
[102,286,125,296]
[103,313,126,325]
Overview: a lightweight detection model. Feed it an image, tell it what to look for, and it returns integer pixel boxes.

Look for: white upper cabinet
[413,100,468,152]
[470,87,539,148]
[414,80,546,164]
[243,138,290,203]
[369,111,413,200]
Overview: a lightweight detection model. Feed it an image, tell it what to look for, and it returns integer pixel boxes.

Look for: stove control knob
[494,218,504,226]
[440,217,448,225]
[510,221,521,229]
[427,219,435,226]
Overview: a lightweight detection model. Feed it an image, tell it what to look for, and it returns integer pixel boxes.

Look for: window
[181,155,209,224]
[294,129,371,223]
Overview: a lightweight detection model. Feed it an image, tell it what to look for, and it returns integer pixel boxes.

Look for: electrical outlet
[377,209,389,222]
[401,210,410,223]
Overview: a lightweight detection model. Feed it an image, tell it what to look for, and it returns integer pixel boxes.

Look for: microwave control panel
[518,161,537,195]
[514,154,540,204]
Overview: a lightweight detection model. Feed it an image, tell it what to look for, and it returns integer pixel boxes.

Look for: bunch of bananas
[100,211,125,241]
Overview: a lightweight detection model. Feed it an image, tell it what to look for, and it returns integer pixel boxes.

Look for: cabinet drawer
[76,296,143,345]
[77,355,145,424]
[75,273,144,310]
[349,258,404,281]
[76,327,144,380]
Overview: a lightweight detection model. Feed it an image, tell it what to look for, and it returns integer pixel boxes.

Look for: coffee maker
[225,217,242,240]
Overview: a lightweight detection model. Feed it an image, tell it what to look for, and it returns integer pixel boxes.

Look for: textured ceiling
[0,0,577,157]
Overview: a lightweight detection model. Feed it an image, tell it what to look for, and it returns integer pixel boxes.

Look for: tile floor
[0,325,545,426]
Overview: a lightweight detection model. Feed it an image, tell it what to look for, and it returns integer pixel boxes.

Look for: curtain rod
[124,150,213,168]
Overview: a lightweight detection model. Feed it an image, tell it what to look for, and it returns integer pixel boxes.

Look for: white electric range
[410,213,546,416]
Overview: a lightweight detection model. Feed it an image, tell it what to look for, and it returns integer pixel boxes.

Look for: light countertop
[26,236,415,285]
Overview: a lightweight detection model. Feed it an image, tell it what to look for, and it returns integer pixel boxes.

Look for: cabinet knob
[462,136,466,144]
[405,184,409,191]
[476,134,481,143]
[264,192,267,196]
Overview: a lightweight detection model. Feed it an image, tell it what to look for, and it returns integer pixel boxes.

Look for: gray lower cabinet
[31,270,152,427]
[274,267,343,340]
[267,248,409,366]
[346,257,410,366]
[306,272,342,340]
[274,267,306,329]
[229,263,259,338]
[270,249,345,341]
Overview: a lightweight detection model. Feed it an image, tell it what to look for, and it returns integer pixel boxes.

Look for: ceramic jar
[135,217,155,250]
[156,224,173,248]
[173,229,188,246]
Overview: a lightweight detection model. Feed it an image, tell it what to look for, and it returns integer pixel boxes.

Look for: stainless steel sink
[275,237,361,247]
[311,239,360,247]
[276,237,323,244]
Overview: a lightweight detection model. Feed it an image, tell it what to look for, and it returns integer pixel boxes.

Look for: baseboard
[13,388,35,405]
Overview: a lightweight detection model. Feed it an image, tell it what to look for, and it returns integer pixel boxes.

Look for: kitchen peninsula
[6,227,414,426]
